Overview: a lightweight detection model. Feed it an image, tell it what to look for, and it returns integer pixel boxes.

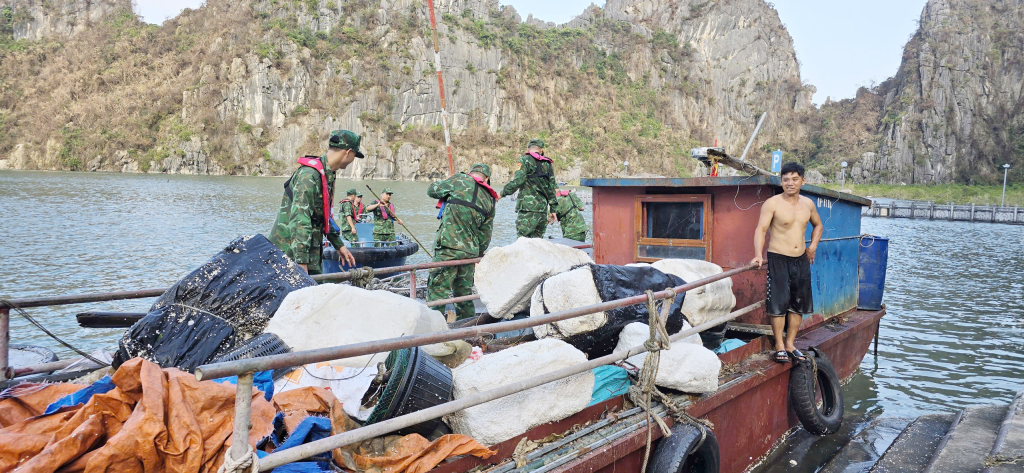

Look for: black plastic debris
[112,234,315,371]
[557,264,687,358]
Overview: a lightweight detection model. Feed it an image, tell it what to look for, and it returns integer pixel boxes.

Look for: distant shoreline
[821,183,1023,207]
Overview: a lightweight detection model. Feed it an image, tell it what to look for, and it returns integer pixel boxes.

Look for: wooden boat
[431,175,887,473]
[0,176,886,473]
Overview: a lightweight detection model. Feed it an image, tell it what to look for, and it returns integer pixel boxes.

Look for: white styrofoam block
[475,238,593,319]
[616,322,720,393]
[530,266,606,339]
[266,284,449,367]
[445,338,594,446]
[650,259,736,327]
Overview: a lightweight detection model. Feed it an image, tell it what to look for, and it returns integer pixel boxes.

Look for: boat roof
[580,175,872,206]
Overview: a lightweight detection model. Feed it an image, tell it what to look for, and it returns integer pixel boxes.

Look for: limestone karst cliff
[1,0,1019,184]
[0,0,811,180]
[839,0,1024,185]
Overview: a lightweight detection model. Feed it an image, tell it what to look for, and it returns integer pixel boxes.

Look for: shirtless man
[751,162,823,364]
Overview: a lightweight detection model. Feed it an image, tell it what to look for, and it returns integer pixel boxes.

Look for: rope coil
[217,447,259,473]
[627,289,715,471]
[348,267,376,288]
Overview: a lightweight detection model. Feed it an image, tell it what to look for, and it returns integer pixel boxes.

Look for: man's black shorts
[765,252,813,316]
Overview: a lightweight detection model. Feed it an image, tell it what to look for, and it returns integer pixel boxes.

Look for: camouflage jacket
[428,173,496,259]
[555,192,587,235]
[371,201,398,235]
[268,156,344,265]
[500,154,557,213]
[338,199,360,233]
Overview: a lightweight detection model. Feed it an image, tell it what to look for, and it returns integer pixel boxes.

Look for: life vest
[527,152,554,179]
[346,199,364,220]
[444,173,499,218]
[295,156,331,234]
[378,201,397,220]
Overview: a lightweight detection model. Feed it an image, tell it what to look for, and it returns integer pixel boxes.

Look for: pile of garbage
[2,236,743,471]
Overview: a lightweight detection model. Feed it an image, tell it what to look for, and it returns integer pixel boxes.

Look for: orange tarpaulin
[0,383,86,429]
[1,366,495,473]
[271,386,496,473]
[0,358,275,473]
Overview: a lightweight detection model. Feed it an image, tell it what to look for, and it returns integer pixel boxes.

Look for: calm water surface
[2,170,1023,429]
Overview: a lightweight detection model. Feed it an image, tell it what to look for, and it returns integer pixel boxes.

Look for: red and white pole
[425,0,455,176]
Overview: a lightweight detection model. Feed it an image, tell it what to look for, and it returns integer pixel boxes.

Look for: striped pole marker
[425,0,455,176]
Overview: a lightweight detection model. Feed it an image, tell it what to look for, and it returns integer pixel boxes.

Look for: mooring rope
[0,298,110,368]
[217,448,259,473]
[627,289,714,471]
[348,267,376,288]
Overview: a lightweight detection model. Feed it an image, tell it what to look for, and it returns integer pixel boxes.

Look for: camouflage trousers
[515,211,548,238]
[427,248,476,320]
[342,230,358,243]
[374,232,396,247]
[563,231,586,242]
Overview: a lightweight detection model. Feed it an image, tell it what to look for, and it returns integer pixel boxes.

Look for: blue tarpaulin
[589,365,631,406]
[43,375,117,415]
[213,369,275,401]
[270,416,334,471]
[713,339,746,354]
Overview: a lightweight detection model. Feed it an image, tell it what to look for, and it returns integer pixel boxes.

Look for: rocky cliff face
[2,0,127,40]
[849,0,1024,185]
[0,0,813,180]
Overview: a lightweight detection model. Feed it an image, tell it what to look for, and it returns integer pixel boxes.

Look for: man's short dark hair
[780,162,805,178]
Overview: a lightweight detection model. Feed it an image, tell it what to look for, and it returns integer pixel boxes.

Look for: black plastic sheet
[112,234,315,371]
[557,264,687,358]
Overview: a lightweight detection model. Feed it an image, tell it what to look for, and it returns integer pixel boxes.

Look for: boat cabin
[580,175,873,327]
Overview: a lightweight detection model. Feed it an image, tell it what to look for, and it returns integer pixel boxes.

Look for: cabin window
[634,195,712,262]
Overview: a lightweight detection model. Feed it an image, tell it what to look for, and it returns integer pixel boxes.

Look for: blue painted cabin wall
[802,190,863,318]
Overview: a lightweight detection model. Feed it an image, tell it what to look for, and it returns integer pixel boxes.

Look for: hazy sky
[135,0,928,105]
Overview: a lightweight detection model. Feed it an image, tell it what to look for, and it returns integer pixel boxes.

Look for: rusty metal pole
[408,270,417,299]
[229,372,254,463]
[0,308,9,381]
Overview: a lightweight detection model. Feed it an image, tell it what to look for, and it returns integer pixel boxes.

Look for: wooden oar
[365,185,434,259]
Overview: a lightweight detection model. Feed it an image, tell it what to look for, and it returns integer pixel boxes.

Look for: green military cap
[346,188,358,196]
[357,192,363,197]
[329,130,364,158]
[469,163,492,178]
[382,187,394,194]
[528,139,545,148]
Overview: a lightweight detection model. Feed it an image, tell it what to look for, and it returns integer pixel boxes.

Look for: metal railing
[864,200,1023,225]
[0,246,758,472]
[0,243,592,380]
[195,263,758,471]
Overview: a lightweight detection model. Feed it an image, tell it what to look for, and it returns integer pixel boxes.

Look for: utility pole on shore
[1002,164,1011,207]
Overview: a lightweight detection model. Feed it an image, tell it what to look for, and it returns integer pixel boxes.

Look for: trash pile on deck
[1,236,748,472]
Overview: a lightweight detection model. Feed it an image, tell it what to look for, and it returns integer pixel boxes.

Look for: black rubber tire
[788,347,844,435]
[647,422,720,473]
[698,322,729,350]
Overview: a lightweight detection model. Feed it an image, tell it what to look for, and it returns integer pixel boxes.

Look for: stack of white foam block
[649,259,736,327]
[475,238,593,319]
[529,266,606,339]
[615,322,721,393]
[445,338,594,446]
[266,284,449,368]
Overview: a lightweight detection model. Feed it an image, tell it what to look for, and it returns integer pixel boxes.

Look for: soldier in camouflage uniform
[338,189,364,243]
[500,139,558,238]
[554,188,587,242]
[365,188,403,244]
[269,130,361,274]
[427,163,498,320]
